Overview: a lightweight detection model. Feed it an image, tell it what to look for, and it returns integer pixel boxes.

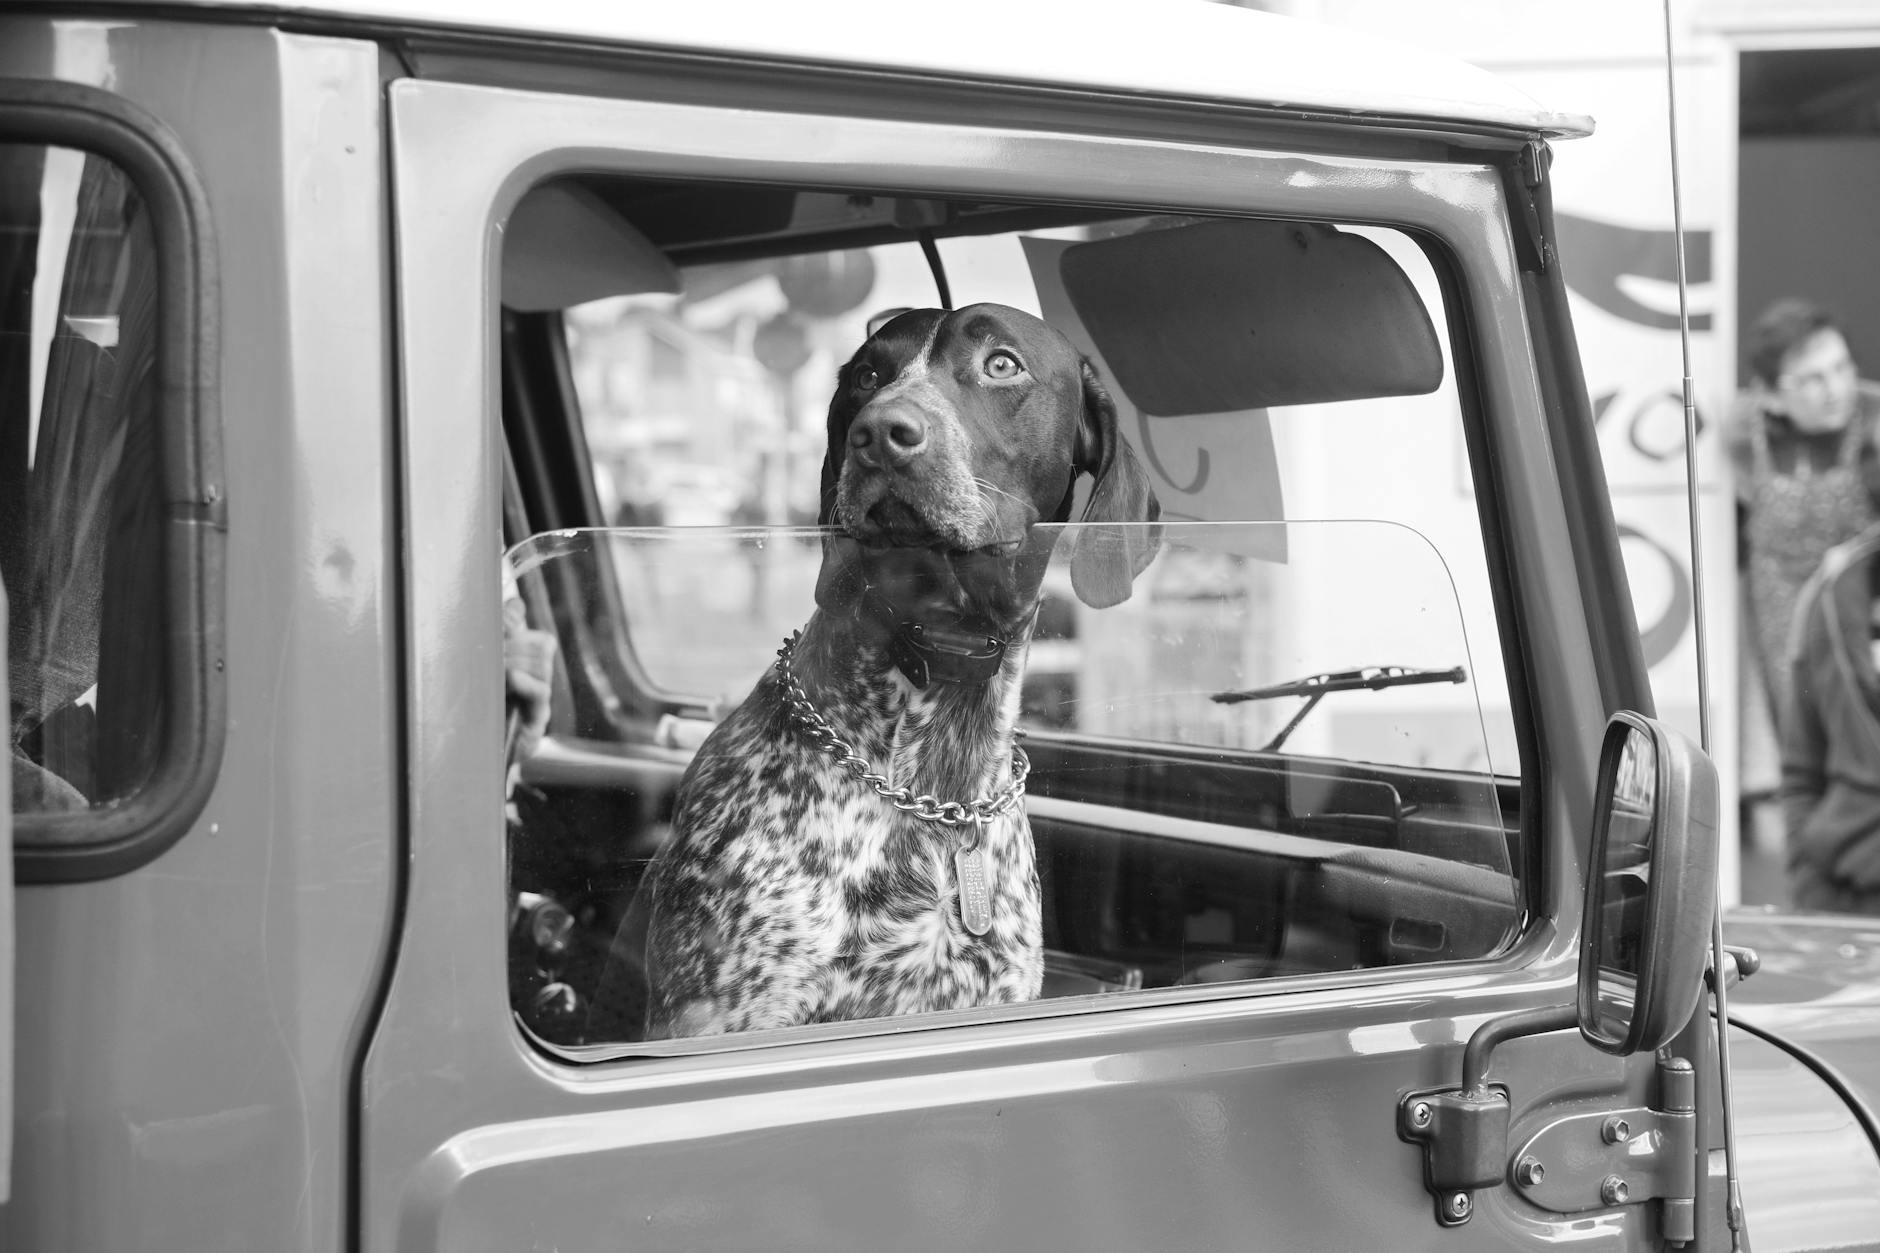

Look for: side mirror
[1578,712,1720,1055]
[1398,710,1719,1227]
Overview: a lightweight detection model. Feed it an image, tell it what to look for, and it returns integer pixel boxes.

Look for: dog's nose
[848,406,928,468]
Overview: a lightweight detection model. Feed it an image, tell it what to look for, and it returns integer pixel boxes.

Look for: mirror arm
[1400,1002,1579,1226]
[1461,1003,1579,1096]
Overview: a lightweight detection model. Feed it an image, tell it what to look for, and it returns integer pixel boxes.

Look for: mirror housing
[1577,711,1720,1056]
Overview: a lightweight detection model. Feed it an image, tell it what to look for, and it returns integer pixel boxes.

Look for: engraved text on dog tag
[954,839,993,936]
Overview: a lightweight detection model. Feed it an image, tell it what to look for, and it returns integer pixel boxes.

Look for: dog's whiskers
[973,477,1028,511]
[971,477,1028,536]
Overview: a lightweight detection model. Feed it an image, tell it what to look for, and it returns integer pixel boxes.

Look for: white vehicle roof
[71,0,1595,139]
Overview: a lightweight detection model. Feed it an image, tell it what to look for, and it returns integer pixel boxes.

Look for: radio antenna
[1661,2,1749,1247]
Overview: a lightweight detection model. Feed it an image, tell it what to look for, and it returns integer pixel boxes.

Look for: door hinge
[1509,1056,1698,1242]
[1399,1007,1698,1241]
[1500,139,1551,273]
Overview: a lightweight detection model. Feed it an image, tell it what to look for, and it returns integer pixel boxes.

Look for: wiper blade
[1211,665,1467,753]
[1211,665,1467,705]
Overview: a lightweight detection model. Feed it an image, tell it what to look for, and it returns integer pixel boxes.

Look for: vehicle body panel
[1728,911,1880,1144]
[21,0,1594,137]
[1729,1024,1880,1252]
[0,21,395,1253]
[403,1013,1641,1253]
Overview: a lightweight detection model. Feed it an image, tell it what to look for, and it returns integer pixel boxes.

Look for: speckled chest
[647,631,1044,1034]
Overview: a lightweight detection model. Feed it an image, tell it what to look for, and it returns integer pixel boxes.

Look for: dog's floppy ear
[817,354,867,609]
[819,360,859,526]
[1069,360,1161,608]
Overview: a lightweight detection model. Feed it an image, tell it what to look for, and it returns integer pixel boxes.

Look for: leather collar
[858,584,1009,689]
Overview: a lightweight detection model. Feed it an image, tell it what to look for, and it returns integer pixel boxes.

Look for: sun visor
[503,179,681,312]
[1057,219,1444,414]
[1023,234,1285,560]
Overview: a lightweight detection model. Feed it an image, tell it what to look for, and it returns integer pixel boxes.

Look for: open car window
[554,207,1513,764]
[498,184,1528,1054]
[505,523,1517,1051]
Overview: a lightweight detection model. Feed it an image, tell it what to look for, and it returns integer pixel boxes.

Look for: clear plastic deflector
[503,522,1518,1051]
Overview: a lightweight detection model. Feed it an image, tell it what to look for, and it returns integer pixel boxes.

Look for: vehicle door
[362,61,1664,1253]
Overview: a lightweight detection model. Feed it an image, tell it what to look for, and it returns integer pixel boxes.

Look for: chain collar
[775,631,1028,827]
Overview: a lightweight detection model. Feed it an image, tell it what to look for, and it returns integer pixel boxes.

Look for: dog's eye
[853,364,880,391]
[984,350,1023,380]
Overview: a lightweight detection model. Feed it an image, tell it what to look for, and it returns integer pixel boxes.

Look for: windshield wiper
[1211,665,1467,752]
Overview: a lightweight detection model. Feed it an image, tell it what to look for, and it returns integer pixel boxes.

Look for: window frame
[389,76,1601,1065]
[2,80,225,882]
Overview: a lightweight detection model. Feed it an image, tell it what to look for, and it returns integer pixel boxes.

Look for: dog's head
[816,303,1160,631]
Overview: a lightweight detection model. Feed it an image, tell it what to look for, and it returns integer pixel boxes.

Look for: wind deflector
[1058,219,1445,415]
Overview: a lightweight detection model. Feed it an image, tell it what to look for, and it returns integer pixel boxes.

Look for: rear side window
[3,146,164,817]
[2,86,222,879]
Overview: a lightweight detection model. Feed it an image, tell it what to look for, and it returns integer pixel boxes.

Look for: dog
[636,303,1160,1038]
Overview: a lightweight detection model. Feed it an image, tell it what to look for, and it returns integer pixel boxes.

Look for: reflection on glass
[1593,725,1656,1035]
[505,522,1520,1047]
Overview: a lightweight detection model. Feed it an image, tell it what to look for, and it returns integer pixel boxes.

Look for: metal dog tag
[954,837,993,936]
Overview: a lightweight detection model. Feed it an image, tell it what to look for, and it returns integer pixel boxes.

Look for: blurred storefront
[1268,0,1880,904]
